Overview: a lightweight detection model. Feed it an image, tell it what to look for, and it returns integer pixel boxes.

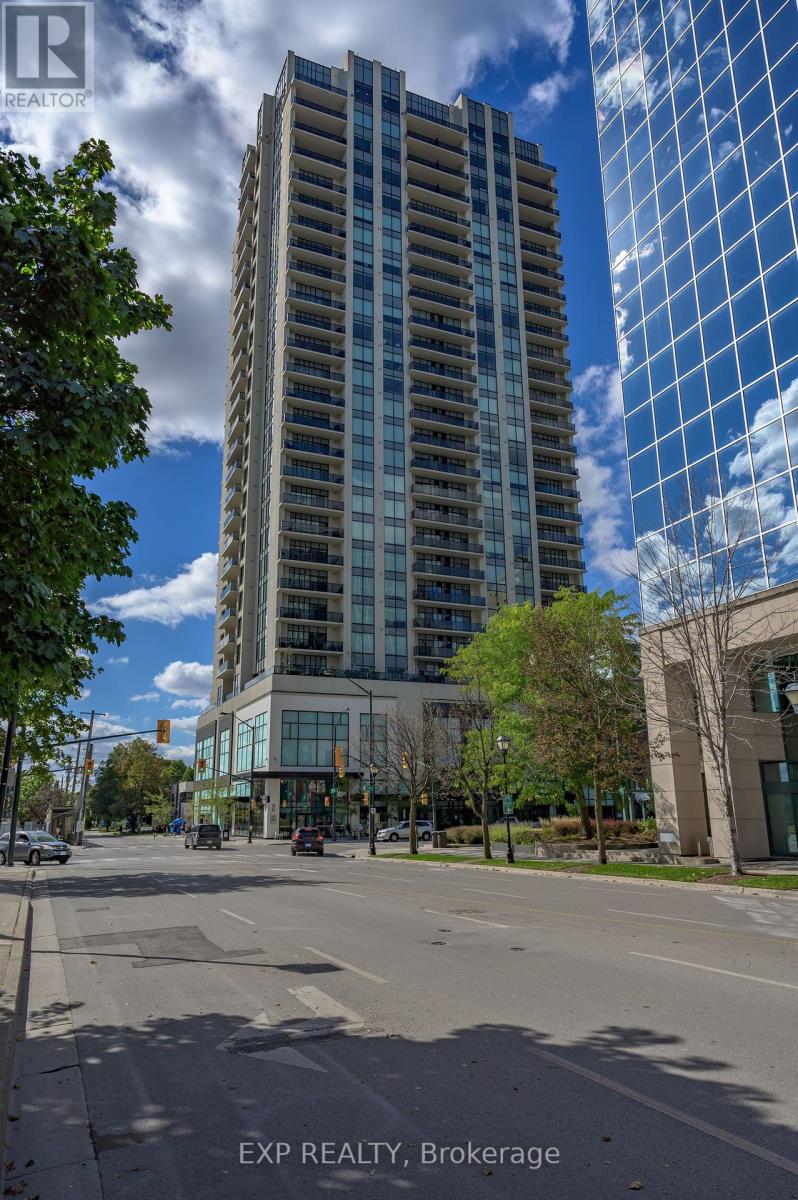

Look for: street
[7,835,798,1198]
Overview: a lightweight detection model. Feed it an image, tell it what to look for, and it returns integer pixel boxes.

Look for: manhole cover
[430,940,447,946]
[450,908,486,917]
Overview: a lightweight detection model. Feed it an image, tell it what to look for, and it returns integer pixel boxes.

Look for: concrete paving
[7,835,798,1198]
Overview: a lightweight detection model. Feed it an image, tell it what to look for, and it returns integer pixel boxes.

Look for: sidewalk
[0,871,32,1171]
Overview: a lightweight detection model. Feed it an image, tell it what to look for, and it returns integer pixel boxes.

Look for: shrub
[444,824,484,845]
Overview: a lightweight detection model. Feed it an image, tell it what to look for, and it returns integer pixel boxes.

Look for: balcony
[224,459,243,487]
[283,464,344,486]
[285,386,345,410]
[412,616,484,633]
[278,577,344,595]
[410,431,479,457]
[290,168,346,197]
[278,607,344,624]
[289,189,347,221]
[414,643,466,660]
[294,93,348,125]
[283,437,344,461]
[279,520,344,539]
[529,388,574,414]
[539,553,586,571]
[409,337,476,362]
[287,259,345,286]
[220,555,238,580]
[534,456,578,478]
[409,384,477,410]
[293,118,347,147]
[410,480,481,504]
[287,288,346,316]
[540,576,587,593]
[409,313,473,341]
[408,286,474,313]
[285,359,345,385]
[287,310,345,337]
[529,411,576,434]
[408,199,470,229]
[411,507,482,530]
[222,507,241,533]
[413,588,485,606]
[410,359,477,386]
[534,480,580,500]
[407,263,474,295]
[285,409,345,434]
[412,534,483,556]
[219,581,237,603]
[278,636,344,653]
[411,455,480,479]
[407,222,471,252]
[407,243,472,274]
[536,503,583,523]
[285,335,345,360]
[290,214,346,243]
[218,606,236,629]
[406,152,468,182]
[281,490,344,513]
[279,546,344,566]
[536,527,584,547]
[290,141,347,174]
[410,406,478,431]
[412,561,485,580]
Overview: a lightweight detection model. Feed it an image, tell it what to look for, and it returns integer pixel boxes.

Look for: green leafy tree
[523,590,649,864]
[90,738,170,832]
[0,139,171,721]
[18,764,60,826]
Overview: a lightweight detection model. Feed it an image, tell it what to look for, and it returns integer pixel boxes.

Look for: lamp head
[496,734,510,753]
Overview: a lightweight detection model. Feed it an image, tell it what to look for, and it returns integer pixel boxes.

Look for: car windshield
[199,825,220,832]
[32,832,57,842]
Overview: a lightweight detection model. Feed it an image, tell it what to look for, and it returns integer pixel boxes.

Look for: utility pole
[74,710,96,846]
[6,742,23,866]
[0,707,18,825]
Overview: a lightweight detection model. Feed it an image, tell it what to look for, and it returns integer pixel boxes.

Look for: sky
[3,0,636,764]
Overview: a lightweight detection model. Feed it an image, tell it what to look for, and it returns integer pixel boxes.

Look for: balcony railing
[281,490,345,511]
[283,464,344,484]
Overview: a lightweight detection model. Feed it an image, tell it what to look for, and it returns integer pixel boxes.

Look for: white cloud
[153,660,212,700]
[523,69,581,119]
[169,716,201,733]
[573,364,637,585]
[92,552,217,627]
[1,2,576,448]
[170,698,207,710]
[131,691,160,703]
[107,656,129,666]
[80,687,92,699]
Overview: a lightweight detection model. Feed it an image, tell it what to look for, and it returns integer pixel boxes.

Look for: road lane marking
[422,908,514,929]
[462,886,529,899]
[220,909,256,926]
[610,910,726,927]
[630,952,798,991]
[302,946,386,984]
[526,1043,798,1177]
[179,889,199,899]
[323,887,366,899]
[288,985,363,1027]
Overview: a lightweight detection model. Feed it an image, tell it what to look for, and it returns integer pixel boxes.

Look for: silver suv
[0,831,71,865]
[376,820,433,843]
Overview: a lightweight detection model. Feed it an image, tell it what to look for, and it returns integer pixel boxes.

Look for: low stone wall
[531,841,666,863]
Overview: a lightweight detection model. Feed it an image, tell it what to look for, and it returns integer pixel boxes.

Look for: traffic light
[362,792,369,805]
[401,752,410,770]
[323,795,331,808]
[334,745,345,779]
[86,759,94,774]
[156,719,171,744]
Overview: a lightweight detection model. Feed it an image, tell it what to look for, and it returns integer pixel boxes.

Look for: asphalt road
[8,835,798,1199]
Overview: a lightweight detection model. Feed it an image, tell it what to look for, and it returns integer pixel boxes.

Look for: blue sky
[4,0,634,762]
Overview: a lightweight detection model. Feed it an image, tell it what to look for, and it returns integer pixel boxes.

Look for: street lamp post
[329,711,348,842]
[346,677,376,857]
[496,734,515,865]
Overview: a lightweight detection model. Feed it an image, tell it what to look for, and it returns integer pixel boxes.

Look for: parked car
[291,827,324,856]
[0,830,71,865]
[376,820,433,843]
[184,823,222,850]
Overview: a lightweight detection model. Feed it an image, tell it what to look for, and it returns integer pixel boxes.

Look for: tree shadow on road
[10,994,798,1200]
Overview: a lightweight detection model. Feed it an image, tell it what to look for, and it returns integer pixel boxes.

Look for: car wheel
[421,830,432,841]
[191,842,197,849]
[58,857,68,864]
[317,849,324,856]
[29,850,41,866]
[389,832,399,842]
[0,851,6,865]
[291,848,297,856]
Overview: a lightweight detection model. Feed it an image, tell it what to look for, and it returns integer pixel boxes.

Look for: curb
[0,871,32,1164]
[373,856,798,897]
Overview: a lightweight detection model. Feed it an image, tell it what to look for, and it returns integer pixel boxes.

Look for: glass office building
[588,0,798,859]
[588,0,798,618]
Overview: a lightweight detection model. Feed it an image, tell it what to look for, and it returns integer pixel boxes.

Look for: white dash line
[220,908,256,926]
[461,886,527,899]
[323,887,366,899]
[610,909,726,927]
[423,908,513,929]
[302,946,386,984]
[630,952,798,991]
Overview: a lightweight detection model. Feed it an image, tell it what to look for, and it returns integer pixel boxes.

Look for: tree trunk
[593,774,607,865]
[481,790,492,860]
[409,794,418,855]
[578,796,592,840]
[721,781,744,876]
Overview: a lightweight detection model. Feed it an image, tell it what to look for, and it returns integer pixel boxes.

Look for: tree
[90,739,170,831]
[523,590,649,865]
[636,491,793,875]
[446,606,594,842]
[18,765,61,826]
[377,706,446,855]
[0,139,172,722]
